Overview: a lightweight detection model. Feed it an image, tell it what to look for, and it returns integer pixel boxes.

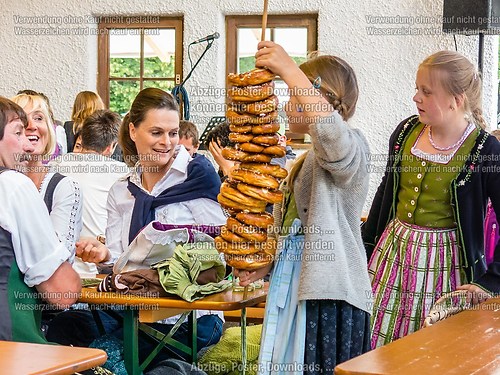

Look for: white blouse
[0,171,71,287]
[106,147,226,264]
[105,147,226,322]
[40,171,83,263]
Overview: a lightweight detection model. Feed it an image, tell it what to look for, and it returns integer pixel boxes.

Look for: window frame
[97,17,183,107]
[225,14,318,80]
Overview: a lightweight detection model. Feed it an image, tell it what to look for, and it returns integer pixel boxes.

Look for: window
[226,15,318,141]
[98,17,183,115]
[226,14,317,77]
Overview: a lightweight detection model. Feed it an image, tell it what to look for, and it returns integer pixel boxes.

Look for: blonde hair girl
[364,50,499,348]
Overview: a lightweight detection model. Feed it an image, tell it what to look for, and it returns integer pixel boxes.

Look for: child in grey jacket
[236,42,372,374]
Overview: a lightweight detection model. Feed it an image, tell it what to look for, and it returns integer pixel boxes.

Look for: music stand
[198,116,226,150]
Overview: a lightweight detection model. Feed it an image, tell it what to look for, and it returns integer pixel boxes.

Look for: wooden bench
[0,341,107,374]
[334,297,500,374]
[224,302,266,323]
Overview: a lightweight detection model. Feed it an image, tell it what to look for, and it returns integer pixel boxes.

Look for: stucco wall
[0,0,498,207]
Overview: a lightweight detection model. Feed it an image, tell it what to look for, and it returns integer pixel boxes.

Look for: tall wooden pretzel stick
[261,0,269,41]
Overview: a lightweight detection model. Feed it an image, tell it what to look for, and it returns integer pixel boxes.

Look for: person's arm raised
[209,139,235,178]
[255,41,333,133]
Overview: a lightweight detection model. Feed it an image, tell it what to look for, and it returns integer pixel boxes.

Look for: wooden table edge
[78,285,268,311]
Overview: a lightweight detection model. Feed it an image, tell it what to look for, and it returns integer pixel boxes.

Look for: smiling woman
[104,87,226,245]
[128,108,180,189]
[49,88,228,369]
[12,94,56,162]
[10,94,83,263]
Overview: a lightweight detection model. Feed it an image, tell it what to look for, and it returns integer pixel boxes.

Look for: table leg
[241,306,247,375]
[188,311,198,363]
[123,308,140,375]
[139,311,192,369]
[90,309,106,336]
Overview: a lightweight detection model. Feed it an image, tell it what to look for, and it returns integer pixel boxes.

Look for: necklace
[36,172,48,192]
[427,123,473,152]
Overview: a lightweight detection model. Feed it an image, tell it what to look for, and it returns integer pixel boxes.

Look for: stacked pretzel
[215,68,288,270]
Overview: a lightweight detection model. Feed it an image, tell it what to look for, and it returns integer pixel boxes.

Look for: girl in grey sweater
[236,42,372,374]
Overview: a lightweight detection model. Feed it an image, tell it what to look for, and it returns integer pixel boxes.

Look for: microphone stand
[477,32,484,78]
[171,39,215,120]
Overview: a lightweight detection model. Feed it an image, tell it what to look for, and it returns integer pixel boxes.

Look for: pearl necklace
[427,123,473,152]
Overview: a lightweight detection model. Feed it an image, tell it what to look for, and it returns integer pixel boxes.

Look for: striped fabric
[368,218,462,348]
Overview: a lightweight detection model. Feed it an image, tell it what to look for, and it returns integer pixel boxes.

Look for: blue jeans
[46,309,121,347]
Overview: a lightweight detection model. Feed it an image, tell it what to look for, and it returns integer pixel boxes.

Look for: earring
[312,76,322,89]
[450,105,455,110]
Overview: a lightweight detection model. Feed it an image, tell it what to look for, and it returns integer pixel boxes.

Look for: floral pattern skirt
[304,300,371,374]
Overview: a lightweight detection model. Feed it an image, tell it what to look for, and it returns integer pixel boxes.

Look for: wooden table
[0,340,107,375]
[79,283,268,375]
[334,298,500,375]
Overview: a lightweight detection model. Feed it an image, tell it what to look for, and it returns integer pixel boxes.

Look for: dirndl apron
[368,217,462,348]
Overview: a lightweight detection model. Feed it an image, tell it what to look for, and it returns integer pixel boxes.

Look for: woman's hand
[76,237,110,264]
[456,284,492,305]
[277,134,287,147]
[209,140,235,177]
[233,263,273,287]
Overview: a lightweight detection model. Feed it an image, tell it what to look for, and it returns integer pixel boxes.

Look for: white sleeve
[50,177,83,263]
[56,125,68,154]
[105,182,126,264]
[0,172,71,287]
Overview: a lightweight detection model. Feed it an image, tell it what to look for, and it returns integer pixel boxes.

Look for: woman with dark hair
[48,88,226,368]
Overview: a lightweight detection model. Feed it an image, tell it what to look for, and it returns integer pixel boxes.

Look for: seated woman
[11,93,83,261]
[0,96,81,344]
[47,87,226,368]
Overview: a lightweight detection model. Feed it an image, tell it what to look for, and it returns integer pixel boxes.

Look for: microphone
[191,32,220,44]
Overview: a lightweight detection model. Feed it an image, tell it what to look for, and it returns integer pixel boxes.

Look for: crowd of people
[0,43,499,375]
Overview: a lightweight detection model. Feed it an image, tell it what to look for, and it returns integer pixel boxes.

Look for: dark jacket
[63,121,76,152]
[362,115,500,293]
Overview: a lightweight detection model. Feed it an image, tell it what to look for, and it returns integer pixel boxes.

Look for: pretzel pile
[215,68,288,270]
